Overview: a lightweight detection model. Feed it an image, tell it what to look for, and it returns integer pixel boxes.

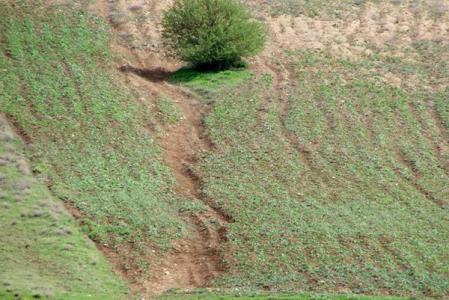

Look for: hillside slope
[1,0,449,299]
[0,117,127,298]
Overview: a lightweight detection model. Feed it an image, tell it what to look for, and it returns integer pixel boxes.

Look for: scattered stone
[128,3,143,12]
[11,221,17,225]
[29,209,44,218]
[2,202,10,209]
[53,228,69,236]
[62,227,72,235]
[4,144,15,153]
[0,159,9,166]
[118,31,133,39]
[62,244,74,251]
[0,191,7,199]
[37,200,48,207]
[17,159,31,176]
[0,130,15,142]
[12,179,31,191]
[109,12,128,26]
[14,195,24,202]
[1,153,17,162]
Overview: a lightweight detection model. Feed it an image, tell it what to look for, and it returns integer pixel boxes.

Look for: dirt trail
[124,71,228,295]
[86,0,229,296]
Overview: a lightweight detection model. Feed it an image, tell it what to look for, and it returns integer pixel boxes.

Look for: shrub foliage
[162,0,266,70]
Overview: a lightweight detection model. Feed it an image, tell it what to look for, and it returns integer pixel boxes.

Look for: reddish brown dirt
[122,69,229,296]
[86,0,230,297]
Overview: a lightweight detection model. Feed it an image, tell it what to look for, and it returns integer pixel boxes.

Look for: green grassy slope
[0,116,127,299]
[160,291,411,300]
[0,1,187,274]
[2,0,449,299]
[194,49,449,297]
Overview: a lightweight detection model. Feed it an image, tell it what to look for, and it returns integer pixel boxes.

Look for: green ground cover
[160,290,412,300]
[0,117,127,298]
[2,0,449,299]
[0,1,185,273]
[194,48,449,297]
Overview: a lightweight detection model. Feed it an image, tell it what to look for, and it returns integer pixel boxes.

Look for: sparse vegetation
[2,0,449,299]
[162,0,266,70]
[157,96,183,124]
[160,290,412,300]
[0,1,186,276]
[194,49,449,297]
[0,118,127,299]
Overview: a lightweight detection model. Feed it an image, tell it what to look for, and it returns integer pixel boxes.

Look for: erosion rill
[91,0,231,295]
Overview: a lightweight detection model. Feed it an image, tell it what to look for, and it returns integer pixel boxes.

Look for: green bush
[162,0,266,70]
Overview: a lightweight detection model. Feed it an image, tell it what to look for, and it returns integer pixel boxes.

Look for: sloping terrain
[195,1,449,297]
[0,1,183,297]
[0,117,127,298]
[1,0,449,299]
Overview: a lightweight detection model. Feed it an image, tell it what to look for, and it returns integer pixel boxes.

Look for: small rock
[0,159,9,166]
[1,153,16,162]
[0,191,7,198]
[12,179,31,191]
[30,210,44,218]
[118,31,133,39]
[17,159,31,176]
[109,12,128,26]
[2,202,10,209]
[4,144,15,153]
[62,244,74,251]
[62,228,72,235]
[0,130,15,142]
[128,3,143,12]
[53,228,67,236]
[10,221,17,226]
[37,200,48,207]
